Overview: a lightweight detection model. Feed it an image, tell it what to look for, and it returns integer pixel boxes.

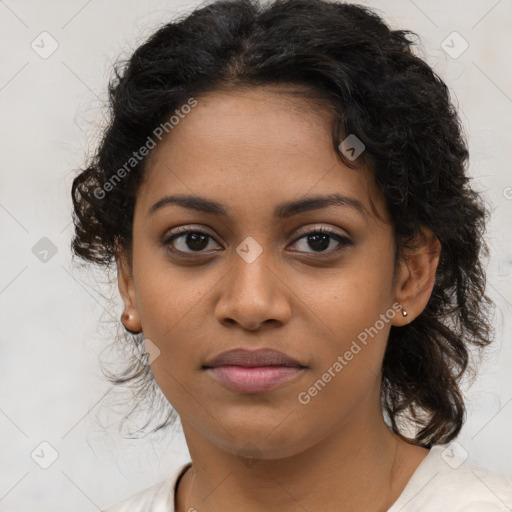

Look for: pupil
[187,232,209,251]
[309,233,329,251]
[183,232,331,252]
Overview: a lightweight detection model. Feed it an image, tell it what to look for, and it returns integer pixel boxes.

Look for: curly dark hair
[71,0,494,445]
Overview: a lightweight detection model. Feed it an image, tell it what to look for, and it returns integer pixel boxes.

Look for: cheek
[308,245,395,341]
[135,275,210,365]
[300,246,396,392]
[134,269,211,416]
[132,235,208,328]
[130,248,207,371]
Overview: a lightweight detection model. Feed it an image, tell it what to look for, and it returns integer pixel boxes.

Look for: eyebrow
[148,193,366,219]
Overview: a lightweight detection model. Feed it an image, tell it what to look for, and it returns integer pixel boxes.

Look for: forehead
[138,86,388,223]
[151,86,335,160]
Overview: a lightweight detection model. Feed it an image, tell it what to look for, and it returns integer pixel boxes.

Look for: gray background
[1,0,511,510]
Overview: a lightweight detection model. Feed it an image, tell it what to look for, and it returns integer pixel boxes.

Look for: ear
[116,245,142,334]
[391,227,441,326]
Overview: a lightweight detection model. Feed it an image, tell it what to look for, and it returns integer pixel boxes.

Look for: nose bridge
[233,238,273,296]
[214,236,291,329]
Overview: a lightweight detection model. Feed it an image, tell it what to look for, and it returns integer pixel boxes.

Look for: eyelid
[291,223,351,242]
[287,226,353,256]
[162,224,353,255]
[163,224,217,242]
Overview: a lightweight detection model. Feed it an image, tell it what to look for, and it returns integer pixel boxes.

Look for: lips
[203,348,306,393]
[203,348,305,369]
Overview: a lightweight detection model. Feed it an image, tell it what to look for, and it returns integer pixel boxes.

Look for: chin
[208,420,315,461]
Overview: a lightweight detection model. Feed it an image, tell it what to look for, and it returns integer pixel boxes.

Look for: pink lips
[203,348,306,393]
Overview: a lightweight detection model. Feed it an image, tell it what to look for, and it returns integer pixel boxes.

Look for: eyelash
[162,226,353,257]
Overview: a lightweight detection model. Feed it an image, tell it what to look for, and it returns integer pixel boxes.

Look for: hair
[71,0,494,445]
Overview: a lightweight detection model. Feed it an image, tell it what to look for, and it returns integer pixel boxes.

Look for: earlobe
[392,227,441,326]
[116,248,143,334]
[120,311,142,335]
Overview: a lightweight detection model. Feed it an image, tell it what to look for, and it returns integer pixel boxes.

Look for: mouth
[204,365,305,393]
[203,348,307,393]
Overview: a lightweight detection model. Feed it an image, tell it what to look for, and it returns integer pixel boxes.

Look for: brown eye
[163,228,221,254]
[289,227,353,255]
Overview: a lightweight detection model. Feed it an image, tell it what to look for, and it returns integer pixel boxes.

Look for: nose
[214,244,292,332]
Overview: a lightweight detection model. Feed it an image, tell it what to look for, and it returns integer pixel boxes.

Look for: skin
[117,85,441,512]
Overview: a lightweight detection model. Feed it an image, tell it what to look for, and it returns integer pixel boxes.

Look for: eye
[162,225,353,257]
[289,227,353,255]
[163,227,221,254]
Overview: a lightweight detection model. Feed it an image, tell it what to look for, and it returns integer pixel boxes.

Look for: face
[117,86,435,459]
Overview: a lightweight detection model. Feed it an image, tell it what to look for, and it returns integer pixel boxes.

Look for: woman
[71,0,512,510]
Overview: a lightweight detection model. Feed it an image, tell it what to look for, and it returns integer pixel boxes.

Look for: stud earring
[402,310,408,317]
[121,312,141,334]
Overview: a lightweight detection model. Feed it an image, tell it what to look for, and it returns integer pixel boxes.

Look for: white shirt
[102,444,512,511]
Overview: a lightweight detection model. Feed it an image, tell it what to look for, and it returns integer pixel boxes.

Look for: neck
[176,411,429,512]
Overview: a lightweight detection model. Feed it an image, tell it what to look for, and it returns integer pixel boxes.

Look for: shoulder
[102,461,192,512]
[102,480,168,512]
[389,443,512,512]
